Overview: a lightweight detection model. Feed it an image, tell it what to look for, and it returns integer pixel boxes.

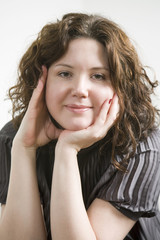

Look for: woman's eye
[92,74,106,81]
[58,71,71,78]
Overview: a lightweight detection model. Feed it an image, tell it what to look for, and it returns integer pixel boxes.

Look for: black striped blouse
[0,121,160,240]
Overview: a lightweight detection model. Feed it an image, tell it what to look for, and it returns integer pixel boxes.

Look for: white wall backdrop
[0,0,160,216]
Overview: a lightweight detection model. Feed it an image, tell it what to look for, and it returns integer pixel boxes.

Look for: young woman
[0,13,160,240]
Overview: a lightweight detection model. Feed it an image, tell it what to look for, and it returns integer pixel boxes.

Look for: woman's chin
[62,123,92,131]
[50,116,93,131]
[66,126,86,131]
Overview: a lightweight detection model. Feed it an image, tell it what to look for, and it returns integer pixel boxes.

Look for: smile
[65,104,92,113]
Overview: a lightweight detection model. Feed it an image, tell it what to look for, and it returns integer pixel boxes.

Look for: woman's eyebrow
[91,67,109,72]
[54,64,109,72]
[54,63,73,68]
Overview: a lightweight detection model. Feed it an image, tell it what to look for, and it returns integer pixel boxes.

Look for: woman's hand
[56,94,119,152]
[14,66,62,149]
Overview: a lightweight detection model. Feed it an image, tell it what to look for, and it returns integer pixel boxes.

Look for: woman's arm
[0,143,47,240]
[50,95,135,240]
[51,146,96,240]
[51,145,135,240]
[88,199,135,240]
[0,66,61,240]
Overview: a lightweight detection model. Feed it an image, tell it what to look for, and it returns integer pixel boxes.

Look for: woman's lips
[65,104,92,113]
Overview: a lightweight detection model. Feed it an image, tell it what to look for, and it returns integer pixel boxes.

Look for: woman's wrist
[55,140,78,158]
[12,139,37,161]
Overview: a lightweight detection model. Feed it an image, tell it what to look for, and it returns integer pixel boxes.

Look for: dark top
[0,121,160,240]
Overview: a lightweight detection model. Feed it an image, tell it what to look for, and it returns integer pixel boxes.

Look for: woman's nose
[71,77,89,98]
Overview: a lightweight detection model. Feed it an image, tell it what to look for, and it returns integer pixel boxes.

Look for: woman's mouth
[65,104,92,113]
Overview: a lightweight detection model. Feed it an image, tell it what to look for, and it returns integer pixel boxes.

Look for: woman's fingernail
[109,99,112,104]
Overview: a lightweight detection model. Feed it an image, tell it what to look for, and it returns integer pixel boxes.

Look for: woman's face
[46,38,115,131]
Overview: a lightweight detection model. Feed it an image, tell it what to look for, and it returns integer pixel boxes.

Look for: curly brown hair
[9,12,159,170]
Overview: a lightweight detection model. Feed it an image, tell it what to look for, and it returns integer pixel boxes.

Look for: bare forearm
[50,145,96,240]
[0,142,46,240]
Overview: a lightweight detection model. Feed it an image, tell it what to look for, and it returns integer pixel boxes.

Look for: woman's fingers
[41,65,48,84]
[93,94,119,130]
[72,95,119,149]
[15,65,62,147]
[105,94,119,126]
[28,66,47,110]
[83,94,119,145]
[95,99,111,124]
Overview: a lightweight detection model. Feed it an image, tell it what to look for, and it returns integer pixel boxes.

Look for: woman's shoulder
[0,121,18,203]
[137,128,160,154]
[0,120,17,142]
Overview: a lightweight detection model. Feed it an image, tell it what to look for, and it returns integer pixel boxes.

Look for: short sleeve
[0,121,17,204]
[96,130,160,221]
